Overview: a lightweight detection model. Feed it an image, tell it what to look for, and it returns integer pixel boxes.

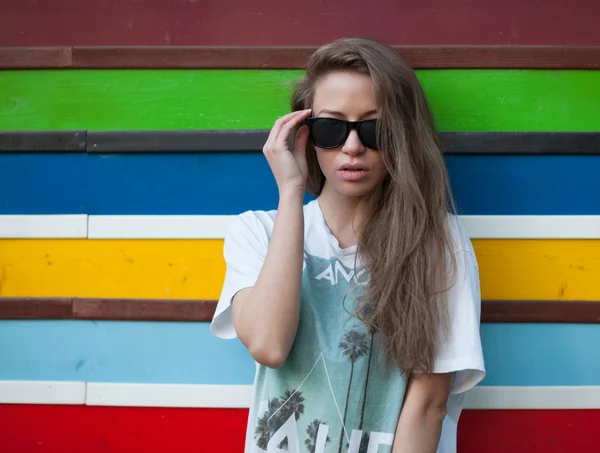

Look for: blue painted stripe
[0,321,599,386]
[1,154,600,215]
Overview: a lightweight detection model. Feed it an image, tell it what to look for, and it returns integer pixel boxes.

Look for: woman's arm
[231,109,312,369]
[392,372,451,453]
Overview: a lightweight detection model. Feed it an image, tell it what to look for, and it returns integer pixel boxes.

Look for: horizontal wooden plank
[2,154,600,215]
[72,298,217,322]
[71,46,600,69]
[85,215,600,240]
[0,215,88,238]
[21,131,593,155]
[2,130,598,154]
[0,381,85,405]
[1,238,600,301]
[3,46,600,69]
[1,297,600,323]
[3,381,598,410]
[441,132,600,155]
[1,404,599,453]
[482,300,600,323]
[3,214,600,240]
[0,131,86,152]
[2,0,599,47]
[0,298,72,319]
[2,70,600,132]
[0,47,71,69]
[86,130,268,153]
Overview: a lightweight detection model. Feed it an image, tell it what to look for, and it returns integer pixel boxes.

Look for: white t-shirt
[211,199,485,453]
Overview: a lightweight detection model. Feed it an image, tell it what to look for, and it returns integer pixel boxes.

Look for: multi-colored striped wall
[1,1,600,452]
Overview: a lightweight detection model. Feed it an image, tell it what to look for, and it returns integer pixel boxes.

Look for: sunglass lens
[310,118,347,149]
[358,120,378,150]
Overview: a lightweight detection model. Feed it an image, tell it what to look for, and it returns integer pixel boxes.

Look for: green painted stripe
[1,70,599,131]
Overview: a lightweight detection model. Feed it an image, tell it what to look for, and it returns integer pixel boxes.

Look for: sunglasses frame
[305,117,379,150]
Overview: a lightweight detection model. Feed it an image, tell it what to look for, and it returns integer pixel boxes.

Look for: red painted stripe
[458,409,600,452]
[2,0,599,46]
[1,405,599,452]
[0,405,247,453]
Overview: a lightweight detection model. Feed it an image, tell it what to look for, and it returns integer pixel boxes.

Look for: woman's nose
[341,130,365,155]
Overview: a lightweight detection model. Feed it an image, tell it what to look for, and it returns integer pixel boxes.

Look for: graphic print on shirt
[251,253,406,453]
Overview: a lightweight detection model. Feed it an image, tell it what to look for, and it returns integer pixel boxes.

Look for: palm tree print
[305,419,331,453]
[358,332,375,430]
[338,329,369,453]
[275,389,305,449]
[253,390,305,450]
[254,412,269,449]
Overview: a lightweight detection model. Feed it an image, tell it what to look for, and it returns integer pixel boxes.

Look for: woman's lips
[338,165,367,181]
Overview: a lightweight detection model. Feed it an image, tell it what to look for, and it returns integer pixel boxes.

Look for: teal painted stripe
[0,321,598,386]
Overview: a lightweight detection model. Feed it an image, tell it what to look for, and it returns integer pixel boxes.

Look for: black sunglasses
[306,117,379,150]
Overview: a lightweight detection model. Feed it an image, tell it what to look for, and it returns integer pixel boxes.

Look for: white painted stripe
[86,383,253,408]
[461,215,600,239]
[0,215,88,238]
[89,215,600,239]
[0,380,86,405]
[2,215,600,239]
[87,215,233,239]
[465,385,600,409]
[1,381,600,409]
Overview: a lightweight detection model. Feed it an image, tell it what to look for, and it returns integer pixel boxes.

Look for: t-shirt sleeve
[433,229,486,395]
[210,211,269,340]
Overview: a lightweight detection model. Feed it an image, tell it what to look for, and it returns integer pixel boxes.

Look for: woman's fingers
[275,109,311,150]
[265,110,310,152]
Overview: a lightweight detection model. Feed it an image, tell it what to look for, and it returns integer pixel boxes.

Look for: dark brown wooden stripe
[2,130,598,155]
[1,297,599,323]
[72,47,315,69]
[0,297,73,319]
[1,46,600,69]
[482,300,600,323]
[72,298,217,322]
[0,131,86,152]
[0,47,72,69]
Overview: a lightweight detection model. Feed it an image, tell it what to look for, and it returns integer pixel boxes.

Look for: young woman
[211,37,485,453]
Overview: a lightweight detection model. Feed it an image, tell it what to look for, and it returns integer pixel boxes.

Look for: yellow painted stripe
[0,239,599,301]
[0,240,226,300]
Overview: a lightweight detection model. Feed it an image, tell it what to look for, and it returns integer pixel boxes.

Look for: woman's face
[310,71,388,199]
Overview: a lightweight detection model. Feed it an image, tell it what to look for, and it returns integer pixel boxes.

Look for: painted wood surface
[1,239,599,301]
[3,130,599,155]
[1,0,599,46]
[0,405,247,453]
[4,46,600,70]
[0,405,599,453]
[4,381,600,410]
[2,154,600,215]
[1,70,600,131]
[2,297,600,324]
[1,321,600,386]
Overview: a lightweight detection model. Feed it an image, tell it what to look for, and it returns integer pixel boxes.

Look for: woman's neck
[317,183,367,248]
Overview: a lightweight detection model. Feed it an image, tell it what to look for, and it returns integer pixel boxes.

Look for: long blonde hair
[291,37,457,376]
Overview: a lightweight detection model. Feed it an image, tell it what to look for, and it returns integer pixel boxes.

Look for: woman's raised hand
[262,109,312,195]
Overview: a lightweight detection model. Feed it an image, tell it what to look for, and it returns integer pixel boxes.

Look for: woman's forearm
[392,373,450,453]
[232,188,305,368]
[392,404,444,453]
